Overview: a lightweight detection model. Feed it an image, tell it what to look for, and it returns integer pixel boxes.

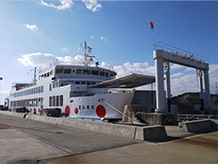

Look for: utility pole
[216,81,218,95]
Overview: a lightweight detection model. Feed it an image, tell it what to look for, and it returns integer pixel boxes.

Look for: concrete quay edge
[0,111,167,141]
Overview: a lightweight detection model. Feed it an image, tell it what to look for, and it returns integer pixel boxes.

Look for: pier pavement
[0,112,217,164]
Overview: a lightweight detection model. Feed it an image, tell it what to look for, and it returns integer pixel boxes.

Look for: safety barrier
[177,114,218,122]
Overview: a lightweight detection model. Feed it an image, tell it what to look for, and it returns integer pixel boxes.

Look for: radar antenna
[83,41,95,66]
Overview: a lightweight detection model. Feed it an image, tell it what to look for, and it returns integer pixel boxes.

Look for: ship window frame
[100,71,105,76]
[64,69,71,74]
[91,70,98,75]
[76,69,82,74]
[56,96,59,106]
[60,95,63,106]
[56,69,63,74]
[49,97,52,106]
[83,69,90,74]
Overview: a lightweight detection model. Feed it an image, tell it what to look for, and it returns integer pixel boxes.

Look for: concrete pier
[0,111,218,164]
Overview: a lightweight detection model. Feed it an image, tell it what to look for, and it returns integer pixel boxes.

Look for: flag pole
[149,21,156,50]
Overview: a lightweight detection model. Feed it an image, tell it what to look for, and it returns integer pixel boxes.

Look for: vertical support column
[164,62,171,112]
[154,50,166,113]
[203,69,210,109]
[197,69,204,111]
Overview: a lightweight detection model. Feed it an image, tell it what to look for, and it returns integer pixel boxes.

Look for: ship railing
[155,41,208,63]
[177,114,218,122]
[108,88,135,93]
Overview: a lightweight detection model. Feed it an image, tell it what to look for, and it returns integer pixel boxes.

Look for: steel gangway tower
[153,42,210,113]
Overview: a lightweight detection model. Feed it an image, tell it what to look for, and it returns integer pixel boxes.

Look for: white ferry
[6,42,155,120]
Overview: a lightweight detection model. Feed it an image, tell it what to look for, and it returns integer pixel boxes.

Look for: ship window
[49,83,52,91]
[76,69,82,74]
[105,72,109,77]
[81,81,86,85]
[79,105,81,109]
[82,105,85,109]
[100,71,105,76]
[91,105,95,110]
[49,97,52,106]
[41,86,44,92]
[75,81,80,84]
[92,70,98,75]
[56,69,63,74]
[64,69,71,74]
[87,105,90,109]
[83,69,90,74]
[60,95,63,106]
[52,97,55,106]
[56,96,59,106]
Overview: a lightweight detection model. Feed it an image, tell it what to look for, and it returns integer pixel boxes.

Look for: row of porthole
[65,105,106,118]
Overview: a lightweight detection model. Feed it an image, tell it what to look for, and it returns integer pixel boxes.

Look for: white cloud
[40,0,73,10]
[82,0,102,12]
[17,52,56,67]
[17,53,85,68]
[113,62,155,77]
[17,53,218,95]
[56,55,84,65]
[100,36,105,40]
[40,0,102,12]
[90,35,107,41]
[25,24,39,31]
[100,36,108,41]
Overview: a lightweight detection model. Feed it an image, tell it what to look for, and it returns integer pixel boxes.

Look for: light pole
[0,77,3,106]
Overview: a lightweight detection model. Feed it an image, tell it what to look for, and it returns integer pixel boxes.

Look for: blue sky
[0,0,217,104]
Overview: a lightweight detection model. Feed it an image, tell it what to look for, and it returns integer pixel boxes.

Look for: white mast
[83,41,94,66]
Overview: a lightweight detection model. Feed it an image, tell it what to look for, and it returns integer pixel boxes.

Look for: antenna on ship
[28,67,37,85]
[33,67,37,85]
[83,41,95,66]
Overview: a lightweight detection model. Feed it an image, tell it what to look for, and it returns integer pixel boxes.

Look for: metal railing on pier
[177,114,218,122]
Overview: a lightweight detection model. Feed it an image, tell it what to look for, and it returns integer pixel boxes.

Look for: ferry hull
[68,91,134,120]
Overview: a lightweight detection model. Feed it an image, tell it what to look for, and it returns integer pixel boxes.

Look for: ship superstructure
[7,42,155,120]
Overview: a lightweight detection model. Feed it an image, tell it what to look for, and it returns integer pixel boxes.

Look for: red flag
[149,21,154,29]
